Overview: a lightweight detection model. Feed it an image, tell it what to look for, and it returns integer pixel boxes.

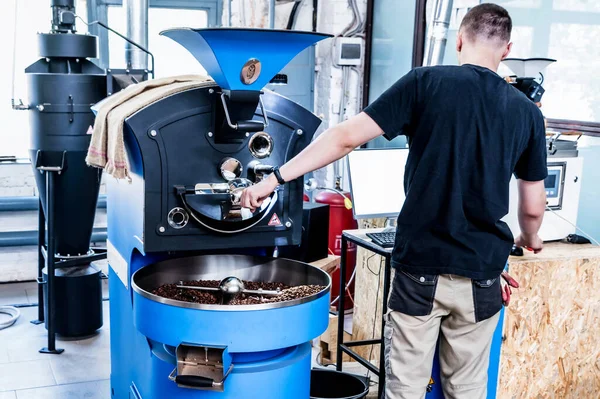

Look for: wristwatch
[273,166,286,185]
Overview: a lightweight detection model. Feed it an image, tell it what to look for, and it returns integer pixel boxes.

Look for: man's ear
[501,42,513,60]
[456,32,463,53]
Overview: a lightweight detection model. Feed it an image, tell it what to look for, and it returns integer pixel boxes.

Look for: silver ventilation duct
[424,0,454,66]
[125,0,149,70]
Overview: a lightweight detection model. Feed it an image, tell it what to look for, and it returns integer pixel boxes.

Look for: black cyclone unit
[24,0,108,353]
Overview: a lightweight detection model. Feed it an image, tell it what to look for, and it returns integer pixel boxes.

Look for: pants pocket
[388,271,438,316]
[471,277,502,322]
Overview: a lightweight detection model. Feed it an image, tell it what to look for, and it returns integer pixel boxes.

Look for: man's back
[364,64,547,279]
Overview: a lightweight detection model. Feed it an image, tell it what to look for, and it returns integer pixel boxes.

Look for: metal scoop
[177,276,282,304]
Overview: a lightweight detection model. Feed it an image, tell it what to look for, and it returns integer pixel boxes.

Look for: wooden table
[499,243,600,398]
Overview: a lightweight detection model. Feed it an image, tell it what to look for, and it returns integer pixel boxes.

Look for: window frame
[87,0,222,69]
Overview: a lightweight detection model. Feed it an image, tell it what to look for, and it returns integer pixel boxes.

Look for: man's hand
[515,233,543,254]
[240,112,384,212]
[500,272,519,306]
[241,174,278,211]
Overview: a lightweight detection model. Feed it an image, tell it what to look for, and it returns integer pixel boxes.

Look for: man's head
[457,3,513,70]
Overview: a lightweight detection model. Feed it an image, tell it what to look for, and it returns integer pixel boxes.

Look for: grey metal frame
[337,232,392,399]
[87,0,222,69]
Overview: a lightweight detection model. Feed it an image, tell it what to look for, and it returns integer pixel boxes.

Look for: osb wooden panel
[500,244,600,398]
[352,239,600,397]
[351,218,390,362]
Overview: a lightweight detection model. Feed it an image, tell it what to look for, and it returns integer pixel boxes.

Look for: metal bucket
[310,369,370,399]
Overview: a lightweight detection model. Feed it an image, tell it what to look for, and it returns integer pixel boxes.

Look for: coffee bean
[152,280,325,305]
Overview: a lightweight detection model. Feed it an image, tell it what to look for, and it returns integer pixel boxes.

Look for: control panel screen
[341,43,361,60]
[544,174,556,189]
[545,169,561,198]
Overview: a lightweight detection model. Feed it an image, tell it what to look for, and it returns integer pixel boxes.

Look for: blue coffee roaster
[106,28,333,399]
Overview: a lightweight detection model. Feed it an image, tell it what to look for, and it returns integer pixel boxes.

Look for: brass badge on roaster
[241,58,261,85]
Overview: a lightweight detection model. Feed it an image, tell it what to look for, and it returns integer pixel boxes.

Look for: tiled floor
[0,282,378,398]
[0,282,110,398]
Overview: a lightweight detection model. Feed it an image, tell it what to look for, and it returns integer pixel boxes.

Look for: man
[242,3,547,398]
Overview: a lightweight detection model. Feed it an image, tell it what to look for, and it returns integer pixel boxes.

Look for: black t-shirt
[363,64,548,280]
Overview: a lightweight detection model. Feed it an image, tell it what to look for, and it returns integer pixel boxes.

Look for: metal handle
[220,93,269,131]
[36,277,47,285]
[175,375,214,388]
[176,284,281,297]
[37,166,63,172]
[76,16,155,79]
[169,364,234,388]
[176,285,219,292]
[240,288,281,296]
[179,190,279,234]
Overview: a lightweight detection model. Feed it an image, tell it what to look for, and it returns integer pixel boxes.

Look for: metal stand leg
[31,198,45,325]
[336,235,348,371]
[378,256,392,399]
[39,171,64,354]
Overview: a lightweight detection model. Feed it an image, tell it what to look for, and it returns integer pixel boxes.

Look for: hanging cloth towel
[86,74,214,180]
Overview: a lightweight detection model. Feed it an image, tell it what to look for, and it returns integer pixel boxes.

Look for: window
[365,0,600,151]
[89,0,222,70]
[1,0,220,158]
[2,0,87,158]
[366,0,417,149]
[106,6,209,77]
[436,0,600,124]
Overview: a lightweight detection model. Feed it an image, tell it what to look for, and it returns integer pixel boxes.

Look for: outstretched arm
[241,112,383,210]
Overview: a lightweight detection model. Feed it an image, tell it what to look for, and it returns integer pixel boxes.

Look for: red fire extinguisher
[315,190,357,310]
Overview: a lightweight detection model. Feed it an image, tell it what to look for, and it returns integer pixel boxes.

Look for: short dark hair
[460,3,512,43]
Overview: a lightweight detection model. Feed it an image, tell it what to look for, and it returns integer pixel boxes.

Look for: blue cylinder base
[135,343,312,399]
[110,258,330,399]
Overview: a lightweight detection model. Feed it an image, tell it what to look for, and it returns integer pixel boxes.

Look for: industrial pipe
[269,0,275,29]
[424,0,454,66]
[0,229,107,248]
[0,195,107,212]
[125,0,149,70]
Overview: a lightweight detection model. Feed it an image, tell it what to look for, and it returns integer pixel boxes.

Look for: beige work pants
[384,274,501,399]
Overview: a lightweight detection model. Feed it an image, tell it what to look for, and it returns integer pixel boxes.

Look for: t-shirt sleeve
[363,69,418,141]
[514,108,548,181]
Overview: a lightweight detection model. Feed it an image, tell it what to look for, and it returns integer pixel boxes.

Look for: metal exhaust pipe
[125,0,149,70]
[424,0,454,66]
